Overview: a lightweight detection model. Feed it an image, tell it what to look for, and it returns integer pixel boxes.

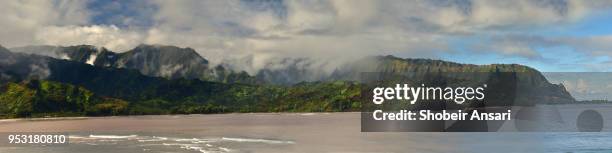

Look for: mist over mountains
[6,44,575,102]
[7,44,356,85]
[6,44,575,89]
[0,45,52,81]
[1,44,365,117]
[0,44,577,118]
[10,44,381,85]
[11,44,259,84]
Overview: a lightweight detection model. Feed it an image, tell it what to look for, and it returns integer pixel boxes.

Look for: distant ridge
[6,44,575,105]
[0,44,578,118]
[11,44,259,84]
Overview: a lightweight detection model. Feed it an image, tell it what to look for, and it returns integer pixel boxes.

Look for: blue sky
[441,9,612,72]
[1,0,612,72]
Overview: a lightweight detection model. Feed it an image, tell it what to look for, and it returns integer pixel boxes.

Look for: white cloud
[2,0,612,72]
[0,0,89,47]
[562,35,612,56]
[35,25,143,51]
[142,0,456,72]
[481,34,612,59]
[468,0,578,29]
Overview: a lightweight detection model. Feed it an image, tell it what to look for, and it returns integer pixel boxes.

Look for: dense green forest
[0,80,361,118]
[0,80,128,118]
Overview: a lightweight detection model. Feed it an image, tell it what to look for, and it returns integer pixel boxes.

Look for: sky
[1,0,612,72]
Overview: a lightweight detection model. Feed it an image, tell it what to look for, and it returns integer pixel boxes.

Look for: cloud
[142,0,455,72]
[468,34,548,59]
[2,0,612,73]
[138,0,612,71]
[467,0,585,29]
[35,25,143,51]
[561,35,612,56]
[0,0,89,47]
[479,34,612,58]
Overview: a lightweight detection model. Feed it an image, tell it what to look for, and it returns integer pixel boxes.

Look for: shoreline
[4,102,612,122]
[0,112,358,122]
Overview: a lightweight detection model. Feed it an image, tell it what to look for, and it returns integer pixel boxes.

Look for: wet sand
[0,107,610,152]
[0,113,460,152]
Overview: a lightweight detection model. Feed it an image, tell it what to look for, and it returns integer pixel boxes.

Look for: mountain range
[11,45,259,84]
[0,44,575,118]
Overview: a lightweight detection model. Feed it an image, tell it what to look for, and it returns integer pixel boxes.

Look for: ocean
[0,106,611,153]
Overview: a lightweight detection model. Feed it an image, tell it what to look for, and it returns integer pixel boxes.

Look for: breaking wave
[69,134,295,153]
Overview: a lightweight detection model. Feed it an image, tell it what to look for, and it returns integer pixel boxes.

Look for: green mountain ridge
[10,44,260,84]
[0,44,576,118]
[338,55,575,105]
[1,45,363,118]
